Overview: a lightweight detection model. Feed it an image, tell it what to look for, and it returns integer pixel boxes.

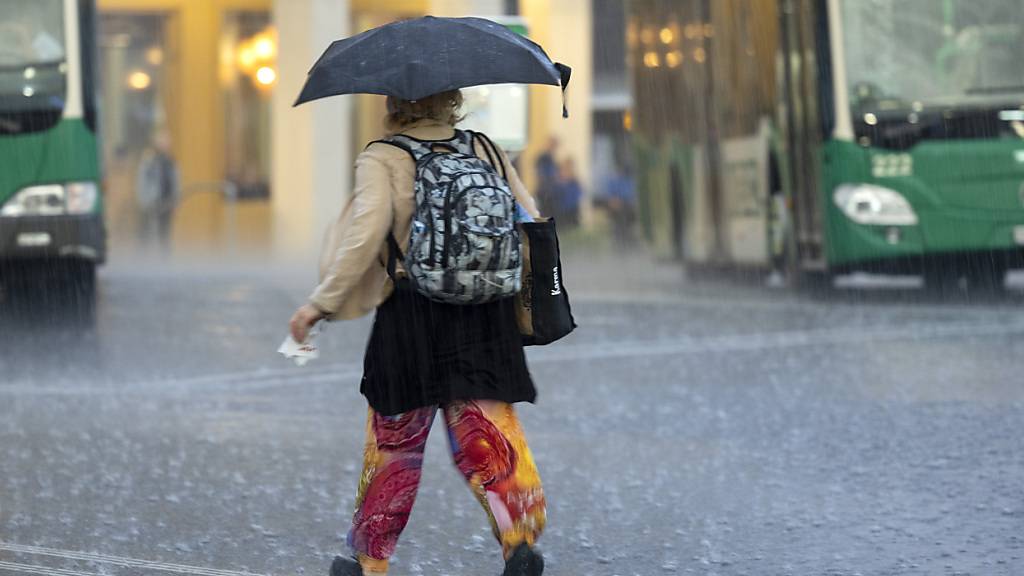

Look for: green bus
[0,0,104,301]
[630,0,1024,288]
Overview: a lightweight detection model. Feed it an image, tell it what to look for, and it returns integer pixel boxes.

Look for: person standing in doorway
[135,128,179,255]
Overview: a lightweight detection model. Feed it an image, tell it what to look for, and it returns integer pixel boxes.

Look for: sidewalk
[560,244,687,301]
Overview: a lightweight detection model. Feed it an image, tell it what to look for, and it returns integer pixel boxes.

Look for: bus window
[0,0,67,134]
[840,0,1024,146]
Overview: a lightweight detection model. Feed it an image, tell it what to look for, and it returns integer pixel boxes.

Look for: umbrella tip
[555,63,572,119]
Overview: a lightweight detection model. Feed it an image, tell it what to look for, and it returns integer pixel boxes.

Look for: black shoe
[502,543,544,576]
[329,556,363,576]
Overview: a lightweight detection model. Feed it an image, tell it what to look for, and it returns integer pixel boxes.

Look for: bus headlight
[834,184,918,226]
[65,182,99,214]
[0,182,98,217]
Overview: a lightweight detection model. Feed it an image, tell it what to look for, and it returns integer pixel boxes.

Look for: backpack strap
[468,131,508,181]
[377,135,434,162]
[364,140,408,278]
[376,131,475,161]
[385,233,404,280]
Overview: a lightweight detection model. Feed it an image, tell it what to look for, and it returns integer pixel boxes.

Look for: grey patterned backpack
[378,130,522,305]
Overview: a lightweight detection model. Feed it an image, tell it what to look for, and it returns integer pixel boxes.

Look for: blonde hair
[385,89,464,133]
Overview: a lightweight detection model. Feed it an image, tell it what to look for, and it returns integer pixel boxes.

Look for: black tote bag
[516,218,577,346]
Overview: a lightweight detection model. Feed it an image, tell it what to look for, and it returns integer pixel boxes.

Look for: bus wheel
[794,269,835,293]
[64,261,97,313]
[36,260,99,324]
[922,264,965,295]
[965,261,1007,294]
[1,261,96,324]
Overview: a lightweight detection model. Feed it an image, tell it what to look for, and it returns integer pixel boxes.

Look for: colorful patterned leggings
[347,400,546,573]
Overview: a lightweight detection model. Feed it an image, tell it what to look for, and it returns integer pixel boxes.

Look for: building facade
[95,0,594,259]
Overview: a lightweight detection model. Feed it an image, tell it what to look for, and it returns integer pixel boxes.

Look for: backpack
[379,130,522,305]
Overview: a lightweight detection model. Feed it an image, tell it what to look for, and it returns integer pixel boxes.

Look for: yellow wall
[427,0,503,15]
[270,0,353,257]
[353,0,427,12]
[99,0,272,254]
[520,0,592,222]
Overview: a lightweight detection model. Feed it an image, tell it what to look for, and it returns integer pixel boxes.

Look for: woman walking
[289,90,546,576]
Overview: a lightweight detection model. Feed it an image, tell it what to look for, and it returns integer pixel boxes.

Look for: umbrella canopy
[294,16,572,116]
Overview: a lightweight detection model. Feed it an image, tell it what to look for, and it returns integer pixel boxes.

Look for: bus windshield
[0,0,67,124]
[840,0,1024,112]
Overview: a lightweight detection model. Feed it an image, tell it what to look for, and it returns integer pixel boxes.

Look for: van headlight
[0,182,98,217]
[833,184,918,226]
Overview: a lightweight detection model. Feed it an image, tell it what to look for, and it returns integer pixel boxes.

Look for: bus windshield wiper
[0,59,65,73]
[966,85,1024,95]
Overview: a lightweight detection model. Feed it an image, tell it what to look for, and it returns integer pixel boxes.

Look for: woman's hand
[289,304,325,343]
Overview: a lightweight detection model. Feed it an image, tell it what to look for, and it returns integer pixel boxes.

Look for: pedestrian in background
[554,157,583,229]
[289,89,547,576]
[134,128,179,255]
[533,135,560,217]
[602,162,636,248]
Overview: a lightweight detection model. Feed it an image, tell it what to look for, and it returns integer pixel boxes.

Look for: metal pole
[700,0,726,262]
[223,182,238,256]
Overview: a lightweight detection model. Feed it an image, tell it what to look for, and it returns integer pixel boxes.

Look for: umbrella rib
[441,28,452,93]
[309,27,381,74]
[446,18,561,85]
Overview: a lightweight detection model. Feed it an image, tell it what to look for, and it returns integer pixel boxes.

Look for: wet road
[2,252,1023,576]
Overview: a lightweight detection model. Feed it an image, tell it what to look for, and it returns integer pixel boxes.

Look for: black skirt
[361,278,537,416]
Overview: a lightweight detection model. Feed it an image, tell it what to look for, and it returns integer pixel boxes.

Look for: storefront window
[221,11,273,201]
[99,14,170,160]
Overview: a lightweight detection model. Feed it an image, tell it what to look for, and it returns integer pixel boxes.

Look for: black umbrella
[294,16,572,117]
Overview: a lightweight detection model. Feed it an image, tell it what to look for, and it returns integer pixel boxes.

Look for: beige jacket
[310,119,540,320]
